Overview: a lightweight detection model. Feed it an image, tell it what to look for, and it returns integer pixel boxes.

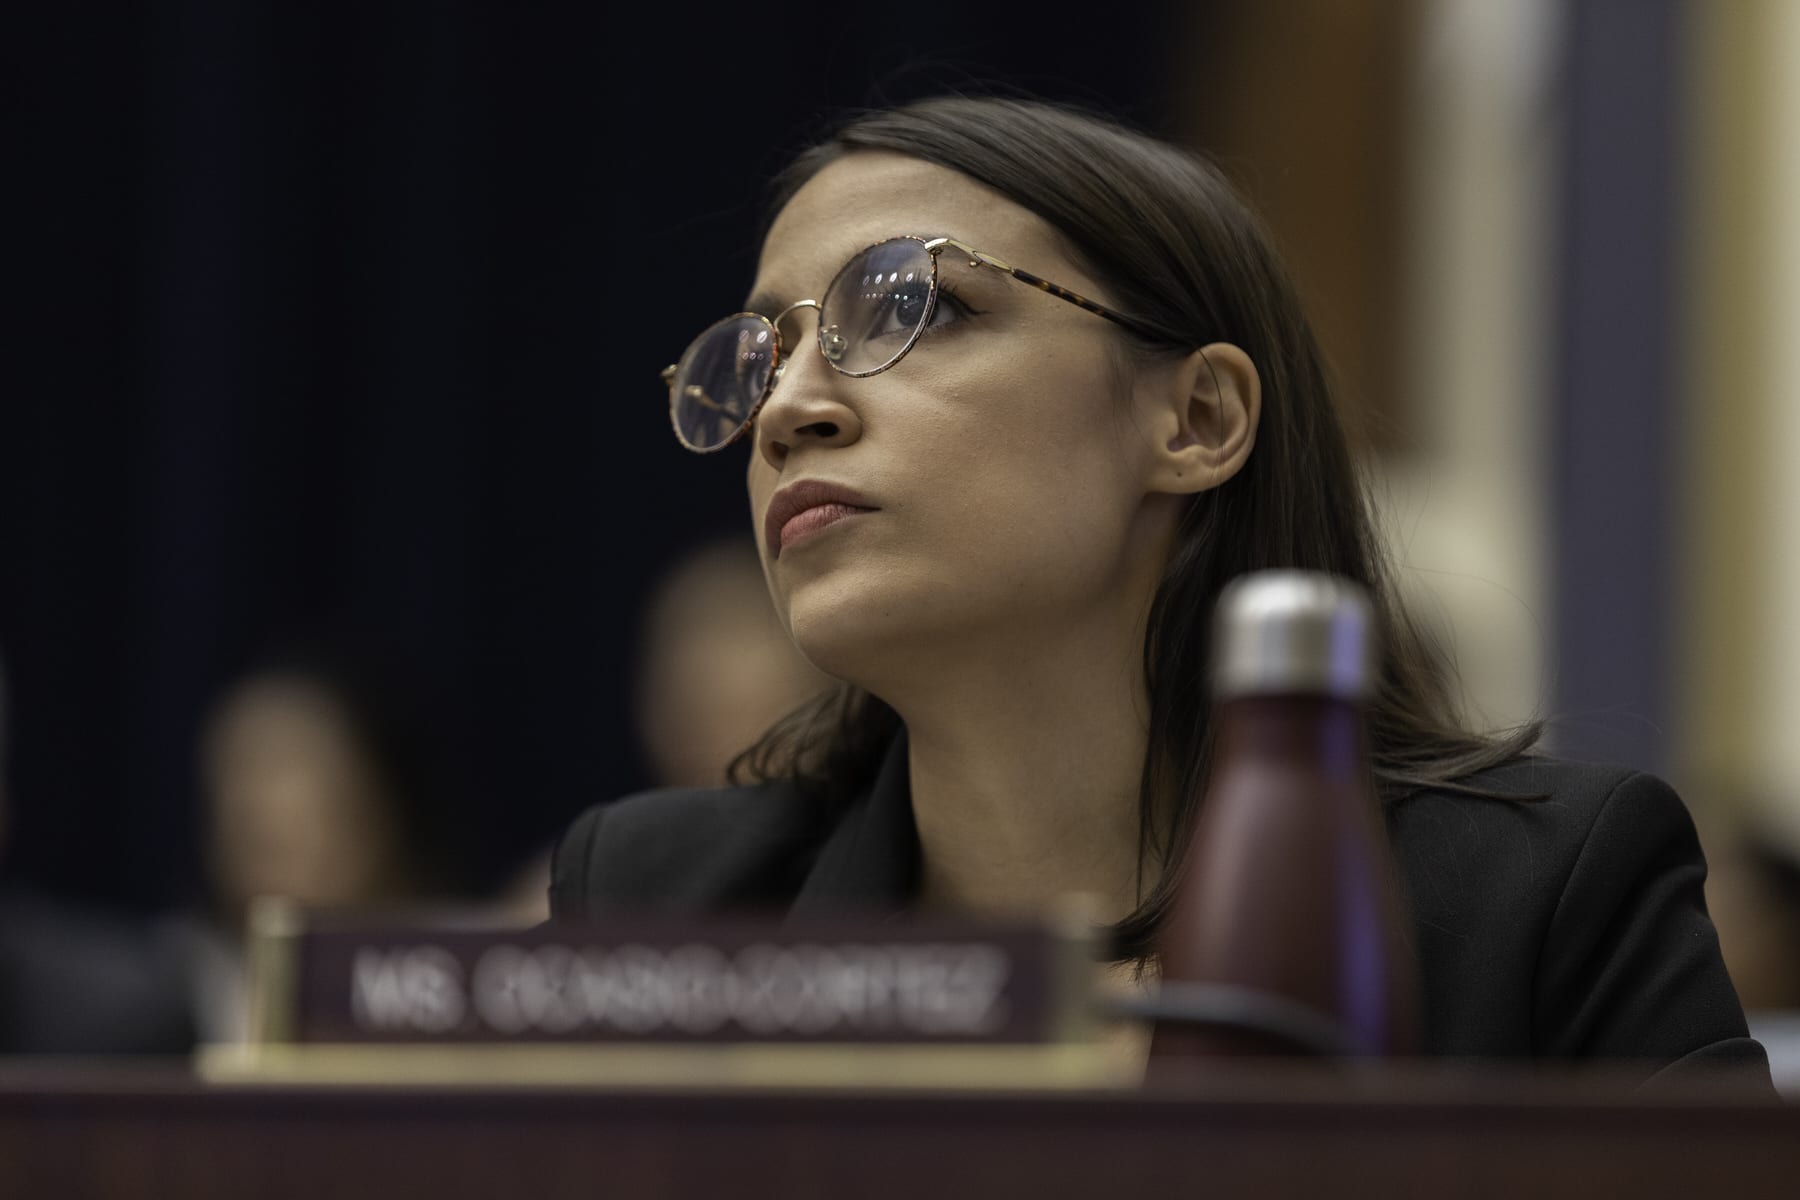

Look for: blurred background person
[165,648,461,1044]
[1708,805,1800,1013]
[1704,800,1800,1094]
[496,538,831,923]
[0,647,195,1055]
[633,538,831,792]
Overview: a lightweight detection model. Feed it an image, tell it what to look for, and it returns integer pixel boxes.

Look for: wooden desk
[0,1061,1790,1199]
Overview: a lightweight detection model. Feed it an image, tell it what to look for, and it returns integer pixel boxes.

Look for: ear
[1140,342,1260,496]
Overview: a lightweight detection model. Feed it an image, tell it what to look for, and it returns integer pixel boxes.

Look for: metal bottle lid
[1212,570,1375,699]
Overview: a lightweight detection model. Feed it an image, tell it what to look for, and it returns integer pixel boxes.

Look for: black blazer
[551,734,1770,1084]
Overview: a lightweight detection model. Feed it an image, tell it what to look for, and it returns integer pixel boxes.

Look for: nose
[754,312,863,472]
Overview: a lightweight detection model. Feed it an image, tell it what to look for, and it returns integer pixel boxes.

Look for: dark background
[0,3,1185,910]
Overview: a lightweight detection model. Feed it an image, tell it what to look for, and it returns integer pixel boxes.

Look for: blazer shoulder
[1391,755,1704,921]
[1439,753,1640,807]
[1425,756,1724,886]
[1392,754,1650,866]
[548,779,824,917]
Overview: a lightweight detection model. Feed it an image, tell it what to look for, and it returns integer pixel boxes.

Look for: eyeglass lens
[669,314,778,452]
[668,238,938,451]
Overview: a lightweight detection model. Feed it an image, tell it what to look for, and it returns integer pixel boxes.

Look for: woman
[553,96,1766,1080]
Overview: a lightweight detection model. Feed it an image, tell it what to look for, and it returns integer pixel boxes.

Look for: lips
[764,480,878,558]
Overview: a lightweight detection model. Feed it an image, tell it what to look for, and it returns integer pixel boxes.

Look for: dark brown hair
[731,95,1541,962]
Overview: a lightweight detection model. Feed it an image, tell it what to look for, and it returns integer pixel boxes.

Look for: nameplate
[245,904,1097,1047]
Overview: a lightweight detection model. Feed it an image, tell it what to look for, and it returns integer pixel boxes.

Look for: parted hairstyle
[730,95,1542,963]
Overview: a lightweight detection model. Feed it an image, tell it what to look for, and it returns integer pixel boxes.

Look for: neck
[880,614,1156,929]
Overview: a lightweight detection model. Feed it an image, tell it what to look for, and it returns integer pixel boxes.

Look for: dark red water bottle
[1147,570,1421,1060]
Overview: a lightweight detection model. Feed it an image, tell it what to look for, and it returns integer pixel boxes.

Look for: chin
[783,605,886,685]
[781,574,960,690]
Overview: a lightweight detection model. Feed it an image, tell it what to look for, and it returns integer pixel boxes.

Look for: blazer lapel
[786,732,919,920]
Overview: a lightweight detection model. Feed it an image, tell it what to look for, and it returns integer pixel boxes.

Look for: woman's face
[747,152,1180,687]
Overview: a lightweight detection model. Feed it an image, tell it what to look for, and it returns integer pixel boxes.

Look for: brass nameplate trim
[196,1041,1134,1091]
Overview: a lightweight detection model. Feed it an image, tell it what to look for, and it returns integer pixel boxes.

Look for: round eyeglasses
[661,235,1171,453]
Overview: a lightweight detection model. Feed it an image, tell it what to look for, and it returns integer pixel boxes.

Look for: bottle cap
[1212,570,1375,699]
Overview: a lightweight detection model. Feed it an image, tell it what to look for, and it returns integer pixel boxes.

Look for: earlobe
[1148,343,1260,495]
